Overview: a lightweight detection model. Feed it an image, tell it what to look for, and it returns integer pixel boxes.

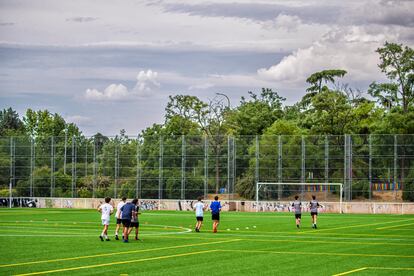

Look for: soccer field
[0,209,413,276]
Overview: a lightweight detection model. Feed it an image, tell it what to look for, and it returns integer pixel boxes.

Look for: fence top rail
[1,134,414,139]
[257,182,343,186]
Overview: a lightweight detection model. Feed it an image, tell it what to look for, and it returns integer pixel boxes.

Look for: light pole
[216,93,230,109]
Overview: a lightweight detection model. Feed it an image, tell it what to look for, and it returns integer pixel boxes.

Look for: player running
[194,197,206,232]
[114,197,127,240]
[210,196,222,233]
[98,197,114,241]
[128,201,141,240]
[309,195,323,229]
[291,195,302,229]
[120,198,138,243]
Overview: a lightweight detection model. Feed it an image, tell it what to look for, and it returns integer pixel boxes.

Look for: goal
[256,182,343,213]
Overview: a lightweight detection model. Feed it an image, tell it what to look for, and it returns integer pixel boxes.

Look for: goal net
[256,182,343,213]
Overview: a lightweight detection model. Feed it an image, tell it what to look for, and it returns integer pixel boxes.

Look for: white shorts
[101,219,110,225]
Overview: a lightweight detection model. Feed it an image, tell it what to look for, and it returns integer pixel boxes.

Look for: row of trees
[1,42,413,200]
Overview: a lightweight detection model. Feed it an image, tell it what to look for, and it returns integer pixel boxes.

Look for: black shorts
[311,212,318,216]
[196,216,203,221]
[295,214,301,219]
[116,218,122,224]
[212,213,220,221]
[130,221,139,228]
[122,219,131,227]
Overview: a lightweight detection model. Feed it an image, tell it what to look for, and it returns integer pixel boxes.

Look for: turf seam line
[13,250,218,276]
[216,249,414,258]
[300,218,414,233]
[0,239,241,268]
[333,266,414,276]
[376,222,414,230]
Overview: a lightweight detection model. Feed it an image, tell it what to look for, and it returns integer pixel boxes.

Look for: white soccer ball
[236,228,239,230]
[253,225,256,228]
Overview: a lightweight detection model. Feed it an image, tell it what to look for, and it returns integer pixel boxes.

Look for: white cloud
[134,69,160,92]
[85,70,160,101]
[269,14,302,32]
[65,115,92,125]
[188,83,215,90]
[85,84,129,101]
[257,26,396,86]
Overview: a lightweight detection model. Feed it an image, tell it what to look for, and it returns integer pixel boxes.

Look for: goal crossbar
[256,182,343,213]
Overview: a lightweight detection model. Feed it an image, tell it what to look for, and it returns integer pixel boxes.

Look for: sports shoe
[135,236,139,240]
[213,229,217,233]
[105,238,110,241]
[115,235,119,240]
[296,224,300,229]
[99,236,104,241]
[123,239,129,243]
[314,225,317,229]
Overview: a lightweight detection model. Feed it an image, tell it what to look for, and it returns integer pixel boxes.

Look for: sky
[0,0,413,135]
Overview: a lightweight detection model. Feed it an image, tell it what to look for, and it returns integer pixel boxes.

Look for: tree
[306,69,348,93]
[23,109,81,139]
[165,94,228,193]
[302,69,347,107]
[227,88,285,136]
[369,42,414,113]
[0,107,24,136]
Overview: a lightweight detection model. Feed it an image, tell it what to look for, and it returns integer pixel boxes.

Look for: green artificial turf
[0,209,413,275]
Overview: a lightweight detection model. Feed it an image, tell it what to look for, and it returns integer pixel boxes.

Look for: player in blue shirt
[210,196,222,233]
[120,198,138,242]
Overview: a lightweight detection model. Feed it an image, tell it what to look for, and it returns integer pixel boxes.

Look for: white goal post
[256,182,343,213]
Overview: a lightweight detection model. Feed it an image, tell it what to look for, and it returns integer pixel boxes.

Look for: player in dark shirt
[309,195,323,229]
[120,198,138,242]
[128,203,141,240]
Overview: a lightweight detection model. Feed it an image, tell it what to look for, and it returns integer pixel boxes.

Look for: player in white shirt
[194,197,206,232]
[114,197,127,240]
[98,197,114,241]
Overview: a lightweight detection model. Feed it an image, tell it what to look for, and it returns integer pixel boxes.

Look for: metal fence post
[350,135,353,200]
[227,135,230,198]
[278,135,282,200]
[71,136,76,198]
[325,135,329,183]
[114,141,118,198]
[159,136,163,200]
[301,136,305,196]
[232,136,236,200]
[369,134,372,200]
[181,135,185,199]
[255,135,259,193]
[136,135,141,198]
[394,135,397,184]
[64,129,67,174]
[30,137,34,197]
[85,141,88,177]
[204,136,208,198]
[9,137,14,200]
[93,137,96,198]
[344,134,347,201]
[50,136,55,197]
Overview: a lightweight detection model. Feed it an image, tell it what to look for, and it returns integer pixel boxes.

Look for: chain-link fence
[1,134,413,201]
